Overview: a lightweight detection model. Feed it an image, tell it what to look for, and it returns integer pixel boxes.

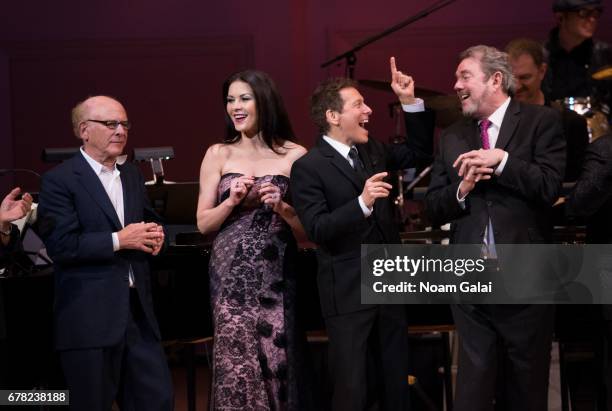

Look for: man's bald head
[71,96,125,138]
[72,95,129,167]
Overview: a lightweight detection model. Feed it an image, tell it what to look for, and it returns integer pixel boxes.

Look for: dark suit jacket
[560,107,589,182]
[566,133,612,243]
[291,111,434,317]
[426,99,566,244]
[546,100,589,182]
[38,152,162,350]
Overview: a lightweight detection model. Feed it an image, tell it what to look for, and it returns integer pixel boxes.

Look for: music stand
[134,147,174,185]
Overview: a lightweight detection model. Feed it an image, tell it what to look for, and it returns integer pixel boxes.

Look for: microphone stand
[321,0,457,77]
[0,169,41,202]
[0,169,41,179]
[405,165,432,194]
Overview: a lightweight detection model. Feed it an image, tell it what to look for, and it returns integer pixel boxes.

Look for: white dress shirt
[455,97,512,257]
[80,147,134,286]
[457,96,512,202]
[322,136,373,217]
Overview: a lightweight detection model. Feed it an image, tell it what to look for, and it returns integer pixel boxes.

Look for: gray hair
[459,45,515,95]
[71,99,88,138]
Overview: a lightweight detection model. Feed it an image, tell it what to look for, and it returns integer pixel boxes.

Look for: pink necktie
[480,119,491,150]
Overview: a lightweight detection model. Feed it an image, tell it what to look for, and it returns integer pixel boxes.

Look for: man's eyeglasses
[85,119,132,130]
[576,7,603,19]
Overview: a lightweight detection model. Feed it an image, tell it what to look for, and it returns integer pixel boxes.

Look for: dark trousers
[325,305,410,411]
[451,304,554,411]
[59,289,173,411]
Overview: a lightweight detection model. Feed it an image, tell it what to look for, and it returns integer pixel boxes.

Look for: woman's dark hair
[222,70,295,152]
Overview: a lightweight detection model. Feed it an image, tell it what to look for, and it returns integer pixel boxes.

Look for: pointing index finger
[390,56,397,76]
[369,172,388,182]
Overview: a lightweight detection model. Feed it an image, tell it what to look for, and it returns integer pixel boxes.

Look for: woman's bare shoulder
[282,141,308,159]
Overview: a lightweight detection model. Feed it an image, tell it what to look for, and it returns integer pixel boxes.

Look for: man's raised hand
[390,56,416,105]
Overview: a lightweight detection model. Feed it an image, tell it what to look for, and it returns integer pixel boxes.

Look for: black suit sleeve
[566,135,612,217]
[562,110,589,182]
[290,159,366,248]
[496,109,566,206]
[387,109,434,170]
[38,172,115,265]
[425,132,468,228]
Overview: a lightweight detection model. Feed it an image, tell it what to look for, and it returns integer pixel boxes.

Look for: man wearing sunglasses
[543,0,612,113]
[38,96,173,411]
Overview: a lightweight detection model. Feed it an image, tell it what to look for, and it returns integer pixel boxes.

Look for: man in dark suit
[425,45,566,411]
[505,37,589,182]
[565,132,612,409]
[38,96,173,411]
[566,133,612,242]
[291,58,434,411]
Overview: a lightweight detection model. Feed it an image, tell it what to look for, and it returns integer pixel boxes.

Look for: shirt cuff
[456,185,467,209]
[358,195,373,217]
[401,98,425,113]
[495,151,509,176]
[112,232,120,252]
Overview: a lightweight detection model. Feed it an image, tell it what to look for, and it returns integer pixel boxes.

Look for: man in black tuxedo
[291,58,434,411]
[38,96,173,411]
[425,45,566,411]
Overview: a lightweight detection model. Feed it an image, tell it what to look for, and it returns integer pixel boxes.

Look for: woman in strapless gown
[196,70,311,410]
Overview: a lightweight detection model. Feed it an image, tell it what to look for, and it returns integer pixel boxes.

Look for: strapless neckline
[220,172,290,180]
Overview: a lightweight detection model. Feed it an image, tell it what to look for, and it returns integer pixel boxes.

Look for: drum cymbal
[425,95,461,111]
[424,95,463,128]
[592,65,612,80]
[390,94,463,128]
[358,79,444,97]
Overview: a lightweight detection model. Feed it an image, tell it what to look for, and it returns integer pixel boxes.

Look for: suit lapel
[72,153,123,231]
[467,120,481,151]
[495,99,520,150]
[358,144,375,177]
[317,137,363,191]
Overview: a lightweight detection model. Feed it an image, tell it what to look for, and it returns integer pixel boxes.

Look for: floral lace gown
[209,173,303,410]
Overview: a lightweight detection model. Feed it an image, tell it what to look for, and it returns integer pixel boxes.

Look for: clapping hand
[118,222,165,254]
[228,176,255,207]
[148,224,164,256]
[259,181,283,213]
[0,187,33,225]
[453,149,505,177]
